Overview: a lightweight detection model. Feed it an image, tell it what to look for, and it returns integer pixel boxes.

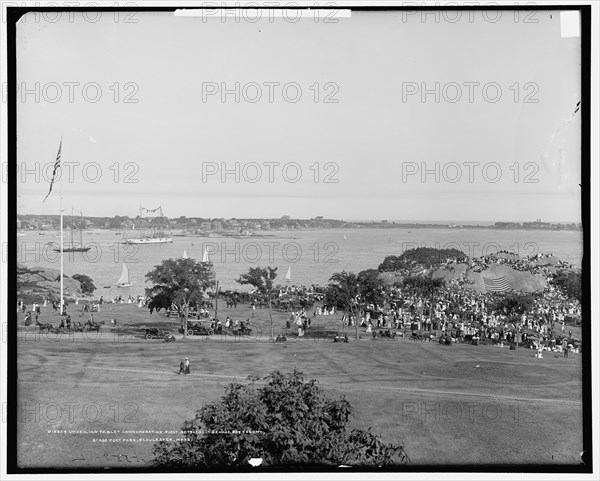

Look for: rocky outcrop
[17,263,84,299]
[431,263,548,292]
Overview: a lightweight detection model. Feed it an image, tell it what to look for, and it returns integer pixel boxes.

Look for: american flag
[483,275,510,292]
[42,139,62,203]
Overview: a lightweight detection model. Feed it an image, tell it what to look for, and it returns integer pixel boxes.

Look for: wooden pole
[214,280,219,321]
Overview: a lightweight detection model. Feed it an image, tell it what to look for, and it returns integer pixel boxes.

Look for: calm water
[17,228,583,298]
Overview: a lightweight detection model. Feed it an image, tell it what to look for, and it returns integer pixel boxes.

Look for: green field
[16,303,583,468]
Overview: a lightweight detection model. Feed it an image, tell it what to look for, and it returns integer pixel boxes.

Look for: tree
[490,292,538,316]
[145,258,215,339]
[72,274,96,295]
[378,247,467,272]
[401,275,445,323]
[552,270,582,302]
[152,369,409,468]
[237,267,277,341]
[324,269,387,340]
[324,271,360,340]
[356,269,387,307]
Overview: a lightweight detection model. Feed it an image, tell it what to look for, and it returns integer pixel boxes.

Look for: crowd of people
[442,251,577,277]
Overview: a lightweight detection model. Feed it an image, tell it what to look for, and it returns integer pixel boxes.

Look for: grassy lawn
[16,303,583,468]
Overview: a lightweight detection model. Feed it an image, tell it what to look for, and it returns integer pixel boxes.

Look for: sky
[15,9,582,222]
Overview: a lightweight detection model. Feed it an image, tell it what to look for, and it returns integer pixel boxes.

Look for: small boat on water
[116,263,132,287]
[285,266,292,283]
[202,247,209,263]
[182,249,188,259]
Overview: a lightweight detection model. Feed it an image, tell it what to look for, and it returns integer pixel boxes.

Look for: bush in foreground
[152,369,409,468]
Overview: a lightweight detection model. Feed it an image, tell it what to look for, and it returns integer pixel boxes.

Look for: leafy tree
[237,267,278,341]
[72,274,96,295]
[378,247,467,272]
[357,269,387,307]
[552,270,582,302]
[401,275,445,322]
[490,292,538,316]
[152,369,409,468]
[145,258,216,338]
[324,271,360,340]
[324,269,387,340]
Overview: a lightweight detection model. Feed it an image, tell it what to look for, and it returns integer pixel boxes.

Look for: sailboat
[285,266,292,283]
[117,263,132,287]
[53,209,91,252]
[182,249,188,259]
[202,247,209,263]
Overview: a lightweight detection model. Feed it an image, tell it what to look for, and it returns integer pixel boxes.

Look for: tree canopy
[324,271,359,314]
[237,267,278,340]
[236,266,278,297]
[552,270,582,302]
[378,247,467,272]
[489,292,539,316]
[145,258,216,313]
[152,369,409,468]
[72,274,96,295]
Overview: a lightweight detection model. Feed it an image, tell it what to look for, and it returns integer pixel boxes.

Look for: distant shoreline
[18,224,584,235]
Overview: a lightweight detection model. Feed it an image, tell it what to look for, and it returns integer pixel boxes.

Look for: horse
[71,322,84,332]
[84,319,105,332]
[36,320,53,333]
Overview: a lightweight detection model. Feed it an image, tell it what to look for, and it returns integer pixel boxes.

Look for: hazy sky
[16,9,581,222]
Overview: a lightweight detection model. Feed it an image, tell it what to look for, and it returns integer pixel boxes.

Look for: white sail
[202,247,209,263]
[182,249,188,259]
[117,263,131,286]
[285,266,291,282]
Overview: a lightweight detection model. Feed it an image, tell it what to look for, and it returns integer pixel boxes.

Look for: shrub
[71,274,96,295]
[152,369,409,468]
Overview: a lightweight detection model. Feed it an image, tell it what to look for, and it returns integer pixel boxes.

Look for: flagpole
[59,145,64,315]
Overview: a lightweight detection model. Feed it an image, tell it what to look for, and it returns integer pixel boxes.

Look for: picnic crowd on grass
[17,248,582,356]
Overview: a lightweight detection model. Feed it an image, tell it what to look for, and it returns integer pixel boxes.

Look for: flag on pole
[43,138,62,203]
[483,275,510,292]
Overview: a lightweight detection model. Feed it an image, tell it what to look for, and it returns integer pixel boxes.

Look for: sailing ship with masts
[53,208,91,252]
[123,205,173,244]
